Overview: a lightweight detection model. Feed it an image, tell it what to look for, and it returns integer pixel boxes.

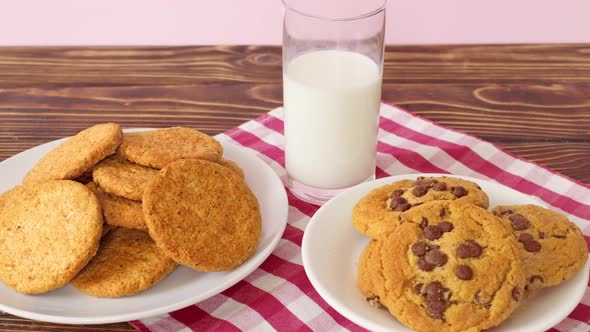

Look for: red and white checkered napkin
[131,103,590,332]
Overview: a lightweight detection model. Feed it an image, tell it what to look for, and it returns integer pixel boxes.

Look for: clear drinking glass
[282,0,386,205]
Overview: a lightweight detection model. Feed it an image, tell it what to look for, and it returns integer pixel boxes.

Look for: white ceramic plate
[302,174,589,332]
[0,129,289,324]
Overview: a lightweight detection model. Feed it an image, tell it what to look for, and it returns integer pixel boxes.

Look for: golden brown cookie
[118,127,223,169]
[362,201,525,332]
[86,182,146,230]
[492,205,588,290]
[143,159,261,271]
[23,123,123,185]
[0,185,28,213]
[0,181,103,294]
[71,228,176,297]
[353,176,489,239]
[217,159,245,179]
[358,240,386,309]
[92,154,158,201]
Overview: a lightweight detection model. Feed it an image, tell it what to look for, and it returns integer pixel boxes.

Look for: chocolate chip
[530,275,544,284]
[509,213,530,231]
[424,281,444,298]
[425,250,448,267]
[439,207,445,217]
[539,231,546,239]
[512,287,521,301]
[414,178,438,188]
[456,240,483,258]
[411,241,428,257]
[518,233,534,243]
[427,300,446,319]
[394,202,411,211]
[419,217,429,229]
[414,283,423,295]
[424,225,443,240]
[412,185,428,197]
[432,182,447,191]
[455,265,474,280]
[391,189,404,198]
[428,244,440,250]
[451,186,468,197]
[390,195,406,205]
[390,196,411,211]
[418,257,435,271]
[524,240,542,252]
[438,221,454,233]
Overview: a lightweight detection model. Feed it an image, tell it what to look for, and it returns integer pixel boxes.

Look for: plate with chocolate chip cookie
[302,174,589,332]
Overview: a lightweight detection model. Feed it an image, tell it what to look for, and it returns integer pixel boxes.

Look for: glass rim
[281,0,387,21]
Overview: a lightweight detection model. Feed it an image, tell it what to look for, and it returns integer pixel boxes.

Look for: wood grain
[0,44,588,331]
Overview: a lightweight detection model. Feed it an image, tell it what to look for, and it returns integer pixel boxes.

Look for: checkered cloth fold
[131,104,590,332]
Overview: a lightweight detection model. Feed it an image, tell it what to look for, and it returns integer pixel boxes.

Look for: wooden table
[0,44,588,331]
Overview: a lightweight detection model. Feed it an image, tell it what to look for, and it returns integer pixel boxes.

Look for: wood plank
[1,82,588,143]
[0,45,590,87]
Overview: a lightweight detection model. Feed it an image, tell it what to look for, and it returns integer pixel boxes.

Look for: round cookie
[492,205,588,290]
[217,159,245,179]
[0,181,103,294]
[143,159,261,271]
[358,240,387,309]
[23,123,123,185]
[71,228,176,297]
[352,176,489,239]
[373,201,525,332]
[93,154,158,201]
[86,182,146,230]
[117,127,223,169]
[0,185,28,213]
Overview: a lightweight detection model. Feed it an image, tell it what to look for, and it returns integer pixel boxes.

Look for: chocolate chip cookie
[368,201,525,332]
[358,240,386,309]
[352,176,489,239]
[492,204,588,291]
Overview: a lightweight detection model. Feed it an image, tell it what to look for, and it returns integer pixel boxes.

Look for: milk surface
[284,50,382,189]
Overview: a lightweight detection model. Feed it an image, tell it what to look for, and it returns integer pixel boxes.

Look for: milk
[283,50,382,189]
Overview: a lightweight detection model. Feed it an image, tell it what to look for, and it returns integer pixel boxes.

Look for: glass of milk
[282,0,386,205]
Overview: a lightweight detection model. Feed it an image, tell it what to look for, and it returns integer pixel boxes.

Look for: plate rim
[0,130,289,325]
[302,173,589,332]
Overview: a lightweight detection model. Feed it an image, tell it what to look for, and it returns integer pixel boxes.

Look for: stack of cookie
[0,124,261,298]
[353,176,587,332]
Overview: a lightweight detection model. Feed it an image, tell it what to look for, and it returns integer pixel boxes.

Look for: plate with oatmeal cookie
[302,174,589,332]
[0,127,288,324]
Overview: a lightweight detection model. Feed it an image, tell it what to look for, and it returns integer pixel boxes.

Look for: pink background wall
[0,0,588,45]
